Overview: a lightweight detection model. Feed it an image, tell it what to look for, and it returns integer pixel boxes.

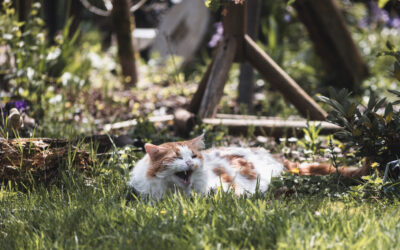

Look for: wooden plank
[101,113,340,137]
[245,35,327,120]
[203,117,340,137]
[102,115,174,132]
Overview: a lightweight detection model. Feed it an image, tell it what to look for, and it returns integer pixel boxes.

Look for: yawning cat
[128,135,284,199]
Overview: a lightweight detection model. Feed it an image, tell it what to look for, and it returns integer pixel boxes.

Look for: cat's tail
[283,158,371,178]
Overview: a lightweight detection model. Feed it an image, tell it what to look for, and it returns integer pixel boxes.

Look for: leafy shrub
[319,88,400,173]
[0,1,84,120]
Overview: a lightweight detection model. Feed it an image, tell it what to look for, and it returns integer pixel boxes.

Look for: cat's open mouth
[174,170,193,185]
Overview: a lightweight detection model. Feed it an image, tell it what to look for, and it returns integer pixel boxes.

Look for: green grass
[1,165,400,250]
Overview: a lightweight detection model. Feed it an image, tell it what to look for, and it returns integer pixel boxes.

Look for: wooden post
[294,0,368,90]
[223,1,246,62]
[111,0,138,87]
[244,35,327,120]
[238,0,261,110]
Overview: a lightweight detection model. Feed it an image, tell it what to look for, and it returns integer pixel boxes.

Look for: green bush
[0,1,84,120]
[319,88,400,171]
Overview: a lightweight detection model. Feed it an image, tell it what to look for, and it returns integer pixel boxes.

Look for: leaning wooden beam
[202,117,340,137]
[294,0,368,90]
[244,35,327,120]
[189,58,215,114]
[198,37,238,118]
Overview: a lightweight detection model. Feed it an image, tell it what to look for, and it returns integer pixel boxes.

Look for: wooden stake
[189,57,215,113]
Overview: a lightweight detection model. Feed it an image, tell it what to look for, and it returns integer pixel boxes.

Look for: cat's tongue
[175,170,192,185]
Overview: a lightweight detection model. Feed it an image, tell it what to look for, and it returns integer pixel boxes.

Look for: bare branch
[130,0,148,13]
[79,0,111,16]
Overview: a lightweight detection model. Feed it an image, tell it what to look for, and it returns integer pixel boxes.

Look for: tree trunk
[43,0,58,41]
[238,0,261,111]
[294,0,368,90]
[68,0,81,39]
[111,0,138,87]
[16,0,32,23]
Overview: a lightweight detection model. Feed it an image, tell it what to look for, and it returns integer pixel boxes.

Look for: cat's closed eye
[192,155,198,158]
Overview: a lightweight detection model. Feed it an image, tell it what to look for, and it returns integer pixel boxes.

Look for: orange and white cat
[128,135,371,199]
[128,135,283,198]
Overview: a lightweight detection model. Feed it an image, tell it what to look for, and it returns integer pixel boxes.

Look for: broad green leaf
[374,98,386,112]
[388,89,400,96]
[287,0,296,5]
[385,103,393,117]
[378,0,390,8]
[386,40,395,51]
[385,112,393,123]
[368,92,376,110]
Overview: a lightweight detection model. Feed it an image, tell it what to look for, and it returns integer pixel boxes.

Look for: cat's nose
[186,161,194,168]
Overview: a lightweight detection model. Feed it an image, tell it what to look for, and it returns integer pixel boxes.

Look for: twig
[79,0,148,16]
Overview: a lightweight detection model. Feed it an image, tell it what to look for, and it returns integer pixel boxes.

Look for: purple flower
[358,1,400,30]
[1,100,30,119]
[389,16,400,30]
[370,1,390,23]
[284,13,291,23]
[5,100,29,112]
[208,22,224,48]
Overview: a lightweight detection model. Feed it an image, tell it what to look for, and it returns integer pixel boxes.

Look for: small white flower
[27,67,35,80]
[304,149,313,155]
[46,47,61,61]
[49,94,62,104]
[37,33,45,42]
[3,34,13,40]
[61,72,72,86]
[333,147,341,153]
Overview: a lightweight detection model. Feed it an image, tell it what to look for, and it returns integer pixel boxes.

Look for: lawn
[1,166,399,249]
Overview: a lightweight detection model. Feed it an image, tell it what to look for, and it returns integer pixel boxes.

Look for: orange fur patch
[212,165,242,195]
[222,155,257,180]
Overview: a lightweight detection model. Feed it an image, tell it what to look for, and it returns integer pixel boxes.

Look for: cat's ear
[145,143,168,161]
[189,134,205,150]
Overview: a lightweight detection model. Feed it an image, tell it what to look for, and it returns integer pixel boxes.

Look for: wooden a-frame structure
[188,0,327,120]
